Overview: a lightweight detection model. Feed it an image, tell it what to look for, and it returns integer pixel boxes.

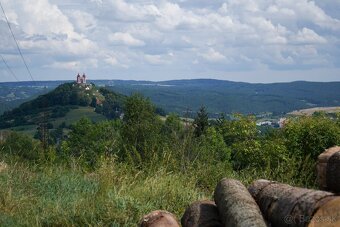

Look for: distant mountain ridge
[103,79,340,116]
[1,79,339,117]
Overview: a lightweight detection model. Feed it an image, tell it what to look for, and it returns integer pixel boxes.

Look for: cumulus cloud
[109,32,145,47]
[200,48,226,62]
[0,0,339,82]
[293,28,327,44]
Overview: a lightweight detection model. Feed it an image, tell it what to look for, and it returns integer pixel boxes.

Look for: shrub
[284,115,340,159]
[1,132,43,161]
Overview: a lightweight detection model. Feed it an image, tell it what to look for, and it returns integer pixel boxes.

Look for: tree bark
[317,146,340,193]
[248,179,340,227]
[214,178,267,227]
[181,200,223,227]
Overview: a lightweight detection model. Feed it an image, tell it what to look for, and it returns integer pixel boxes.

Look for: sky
[0,0,340,83]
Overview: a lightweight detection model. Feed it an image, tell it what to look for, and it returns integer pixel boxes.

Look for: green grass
[51,107,107,127]
[0,159,207,226]
[2,125,37,137]
[0,153,316,226]
[1,107,107,137]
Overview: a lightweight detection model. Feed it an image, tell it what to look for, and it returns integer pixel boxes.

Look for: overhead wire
[0,1,35,83]
[1,54,20,81]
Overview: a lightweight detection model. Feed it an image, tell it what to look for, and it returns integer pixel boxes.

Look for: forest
[0,94,339,226]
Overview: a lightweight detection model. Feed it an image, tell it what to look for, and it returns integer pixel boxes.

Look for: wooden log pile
[248,179,340,227]
[139,210,180,227]
[181,200,222,227]
[141,179,339,226]
[140,146,340,227]
[317,146,340,193]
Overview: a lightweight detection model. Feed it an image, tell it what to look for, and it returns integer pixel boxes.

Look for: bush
[61,118,120,168]
[284,116,340,159]
[1,132,43,161]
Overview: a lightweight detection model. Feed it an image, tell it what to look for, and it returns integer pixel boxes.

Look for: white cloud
[293,28,327,44]
[144,54,170,65]
[109,32,145,46]
[0,0,339,82]
[200,48,226,62]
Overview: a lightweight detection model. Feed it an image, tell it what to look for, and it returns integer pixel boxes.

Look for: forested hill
[105,79,340,115]
[1,79,339,116]
[0,82,125,129]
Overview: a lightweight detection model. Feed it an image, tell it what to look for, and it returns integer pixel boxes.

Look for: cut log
[309,197,340,227]
[214,178,267,227]
[317,146,340,193]
[181,200,223,227]
[248,179,340,227]
[139,210,180,227]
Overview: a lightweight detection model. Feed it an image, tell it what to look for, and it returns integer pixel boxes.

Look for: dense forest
[1,79,340,116]
[0,93,339,225]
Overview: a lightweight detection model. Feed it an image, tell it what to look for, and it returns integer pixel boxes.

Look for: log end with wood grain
[139,210,180,227]
[181,200,223,227]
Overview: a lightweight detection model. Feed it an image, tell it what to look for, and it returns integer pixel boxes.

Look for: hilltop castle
[76,73,86,84]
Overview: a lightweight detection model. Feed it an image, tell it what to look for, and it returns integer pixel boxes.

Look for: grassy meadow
[0,95,339,226]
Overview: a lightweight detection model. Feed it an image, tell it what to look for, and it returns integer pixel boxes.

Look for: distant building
[76,73,87,84]
[256,121,272,126]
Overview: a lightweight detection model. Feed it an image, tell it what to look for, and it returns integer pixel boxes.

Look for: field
[288,106,340,116]
[0,107,107,137]
[51,107,107,127]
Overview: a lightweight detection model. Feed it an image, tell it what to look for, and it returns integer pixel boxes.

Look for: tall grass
[0,157,206,226]
[0,149,316,226]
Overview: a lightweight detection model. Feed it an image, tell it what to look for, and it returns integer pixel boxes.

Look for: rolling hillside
[0,82,125,131]
[105,79,340,116]
[1,79,340,117]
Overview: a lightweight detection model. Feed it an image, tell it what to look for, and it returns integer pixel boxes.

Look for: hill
[1,79,340,117]
[0,82,125,130]
[105,79,340,116]
[288,106,340,116]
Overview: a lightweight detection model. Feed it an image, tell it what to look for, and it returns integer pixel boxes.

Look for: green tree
[218,114,258,146]
[163,113,183,137]
[2,132,43,161]
[198,127,231,163]
[121,94,161,156]
[284,115,340,159]
[62,118,119,168]
[193,106,209,137]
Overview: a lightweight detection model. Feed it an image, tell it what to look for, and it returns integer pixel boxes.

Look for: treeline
[108,80,340,115]
[1,94,339,187]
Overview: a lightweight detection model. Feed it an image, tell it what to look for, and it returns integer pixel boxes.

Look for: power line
[0,1,35,82]
[1,54,19,81]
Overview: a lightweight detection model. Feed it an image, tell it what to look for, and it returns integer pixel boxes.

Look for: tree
[218,114,258,146]
[162,113,184,141]
[121,94,161,156]
[62,118,119,168]
[284,115,340,159]
[198,127,231,163]
[193,106,209,137]
[2,132,43,161]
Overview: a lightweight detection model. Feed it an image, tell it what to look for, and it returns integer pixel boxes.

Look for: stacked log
[214,178,267,227]
[141,173,340,226]
[181,200,222,227]
[248,179,340,227]
[139,210,180,227]
[317,146,340,193]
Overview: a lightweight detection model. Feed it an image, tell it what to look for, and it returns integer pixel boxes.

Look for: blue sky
[0,0,340,83]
